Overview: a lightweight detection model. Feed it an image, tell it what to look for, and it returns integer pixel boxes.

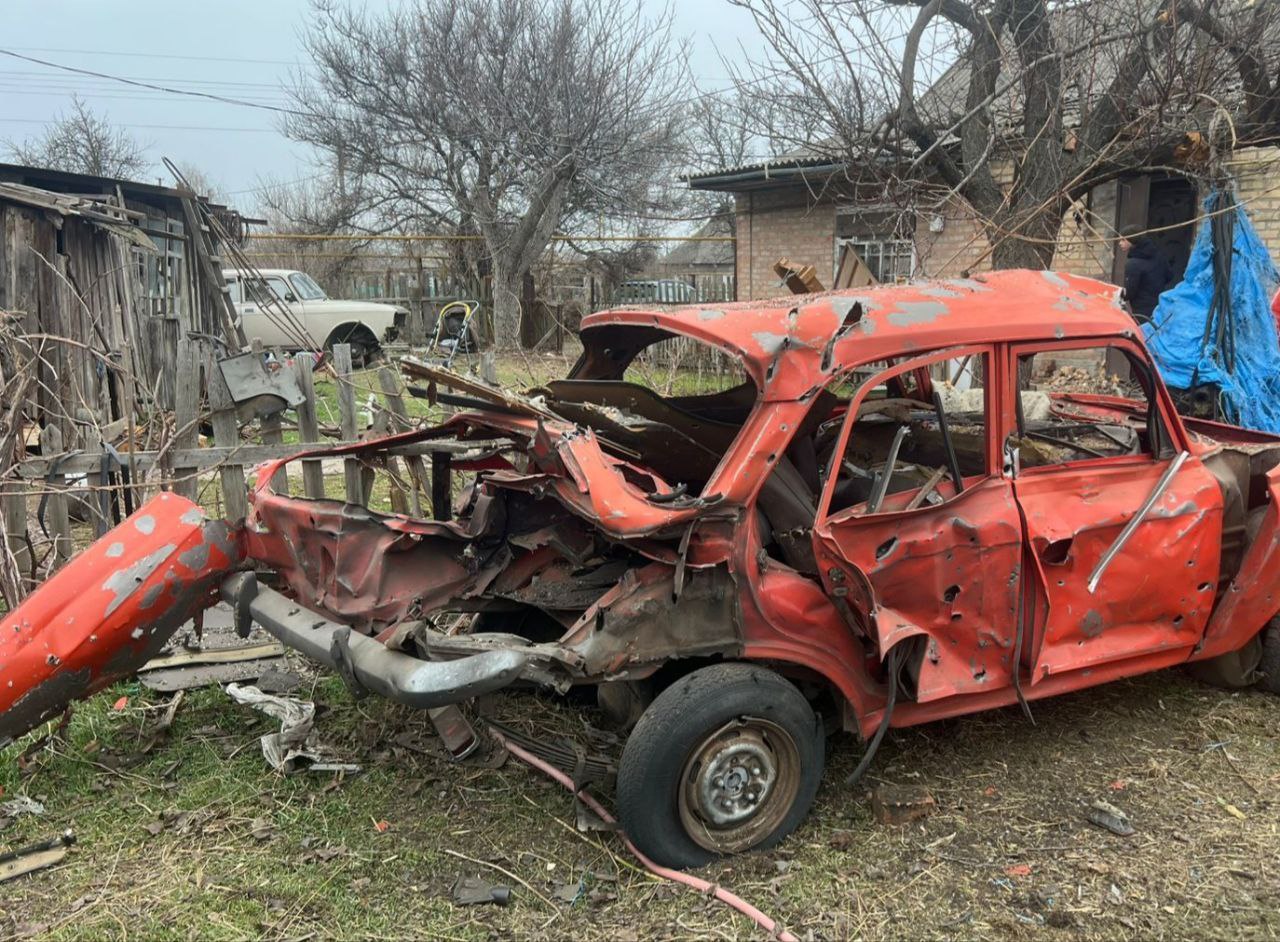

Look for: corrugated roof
[686,153,844,191]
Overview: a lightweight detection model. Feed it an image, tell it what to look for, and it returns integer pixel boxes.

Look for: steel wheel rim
[678,716,802,854]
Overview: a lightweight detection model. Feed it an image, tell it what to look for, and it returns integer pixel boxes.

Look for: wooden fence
[1,341,463,601]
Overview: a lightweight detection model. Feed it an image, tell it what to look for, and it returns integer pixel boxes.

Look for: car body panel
[0,494,241,745]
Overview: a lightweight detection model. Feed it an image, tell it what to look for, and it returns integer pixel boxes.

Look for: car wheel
[325,325,380,369]
[616,663,824,869]
[1255,619,1280,695]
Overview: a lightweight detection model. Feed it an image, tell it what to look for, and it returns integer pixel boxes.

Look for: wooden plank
[78,408,111,538]
[15,438,493,480]
[171,339,202,501]
[334,344,362,504]
[205,348,248,521]
[39,425,71,568]
[376,366,424,516]
[833,242,877,289]
[293,354,326,499]
[139,641,286,672]
[180,196,245,349]
[0,480,31,589]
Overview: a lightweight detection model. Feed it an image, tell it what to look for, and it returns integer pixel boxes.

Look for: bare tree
[732,0,1280,269]
[9,96,150,179]
[285,0,689,349]
[171,162,226,204]
[251,172,372,292]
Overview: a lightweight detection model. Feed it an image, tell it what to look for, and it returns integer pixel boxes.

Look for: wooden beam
[334,344,363,504]
[293,354,326,499]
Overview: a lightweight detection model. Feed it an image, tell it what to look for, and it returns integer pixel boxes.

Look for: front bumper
[220,573,529,708]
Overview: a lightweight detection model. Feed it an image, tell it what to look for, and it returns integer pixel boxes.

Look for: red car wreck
[6,268,1280,868]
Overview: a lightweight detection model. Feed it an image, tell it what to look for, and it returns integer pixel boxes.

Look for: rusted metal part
[0,493,241,745]
[1194,464,1280,660]
[869,785,936,826]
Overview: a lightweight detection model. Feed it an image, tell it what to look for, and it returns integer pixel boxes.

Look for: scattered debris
[1086,798,1135,836]
[254,667,303,695]
[451,875,512,906]
[427,704,480,760]
[249,818,277,842]
[575,794,615,833]
[0,796,46,820]
[224,683,323,773]
[552,877,585,904]
[773,257,826,294]
[1218,798,1248,820]
[138,640,287,693]
[870,785,937,826]
[0,831,75,884]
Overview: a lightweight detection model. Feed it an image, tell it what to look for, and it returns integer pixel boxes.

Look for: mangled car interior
[9,269,1280,870]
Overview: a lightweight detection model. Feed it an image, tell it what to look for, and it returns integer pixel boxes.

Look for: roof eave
[686,161,846,193]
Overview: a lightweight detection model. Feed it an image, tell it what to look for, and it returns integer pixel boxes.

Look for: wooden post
[79,407,111,538]
[479,351,498,386]
[172,339,202,501]
[376,366,424,516]
[1,480,32,590]
[39,425,71,568]
[294,355,326,499]
[334,343,363,504]
[205,350,249,521]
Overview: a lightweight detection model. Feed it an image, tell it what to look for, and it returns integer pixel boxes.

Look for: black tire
[324,324,380,368]
[1256,619,1280,694]
[616,663,824,869]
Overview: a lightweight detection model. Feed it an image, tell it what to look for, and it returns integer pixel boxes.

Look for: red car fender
[0,493,241,745]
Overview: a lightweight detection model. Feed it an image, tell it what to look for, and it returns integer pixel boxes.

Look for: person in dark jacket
[1119,225,1172,322]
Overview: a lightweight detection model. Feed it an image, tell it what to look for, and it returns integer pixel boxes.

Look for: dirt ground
[2,656,1277,941]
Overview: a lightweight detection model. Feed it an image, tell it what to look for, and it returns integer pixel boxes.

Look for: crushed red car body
[7,269,1280,867]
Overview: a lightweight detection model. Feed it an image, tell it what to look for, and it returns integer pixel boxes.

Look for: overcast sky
[1,0,767,213]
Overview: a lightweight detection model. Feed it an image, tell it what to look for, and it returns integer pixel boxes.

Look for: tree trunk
[490,263,523,351]
[990,235,1056,270]
[988,202,1061,270]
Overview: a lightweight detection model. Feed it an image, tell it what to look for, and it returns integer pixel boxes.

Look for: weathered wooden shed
[0,164,246,439]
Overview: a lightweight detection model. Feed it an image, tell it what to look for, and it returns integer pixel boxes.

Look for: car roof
[581,269,1136,398]
[223,268,296,278]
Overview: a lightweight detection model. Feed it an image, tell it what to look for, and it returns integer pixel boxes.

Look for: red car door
[1004,339,1224,682]
[811,347,1025,702]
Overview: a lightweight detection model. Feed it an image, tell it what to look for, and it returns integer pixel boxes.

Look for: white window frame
[834,236,915,284]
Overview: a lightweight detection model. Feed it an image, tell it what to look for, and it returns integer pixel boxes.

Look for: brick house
[688,148,1280,301]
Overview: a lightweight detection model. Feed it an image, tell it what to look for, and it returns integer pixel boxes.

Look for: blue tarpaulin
[1143,189,1280,433]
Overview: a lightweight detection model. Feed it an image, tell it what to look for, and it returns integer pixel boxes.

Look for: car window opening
[1010,346,1169,469]
[756,353,990,575]
[543,328,756,498]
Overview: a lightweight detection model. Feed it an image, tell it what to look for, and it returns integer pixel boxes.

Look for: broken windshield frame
[815,345,996,525]
[549,324,759,498]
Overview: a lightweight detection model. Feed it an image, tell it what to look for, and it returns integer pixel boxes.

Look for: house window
[835,207,916,283]
[838,238,914,283]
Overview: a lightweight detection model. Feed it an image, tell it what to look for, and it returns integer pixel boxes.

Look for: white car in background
[223,268,406,363]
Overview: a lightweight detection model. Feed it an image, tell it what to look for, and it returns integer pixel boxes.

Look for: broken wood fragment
[0,831,75,884]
